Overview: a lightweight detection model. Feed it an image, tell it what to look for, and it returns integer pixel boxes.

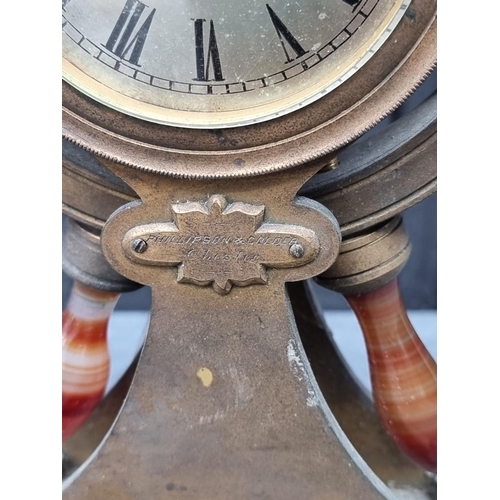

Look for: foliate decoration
[123,195,320,294]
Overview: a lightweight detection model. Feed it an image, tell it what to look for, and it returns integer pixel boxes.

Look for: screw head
[289,243,305,258]
[132,238,148,253]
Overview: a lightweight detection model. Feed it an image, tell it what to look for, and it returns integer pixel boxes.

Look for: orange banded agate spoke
[62,282,120,442]
[346,279,437,473]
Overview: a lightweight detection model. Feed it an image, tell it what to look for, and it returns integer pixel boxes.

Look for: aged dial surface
[62,0,409,128]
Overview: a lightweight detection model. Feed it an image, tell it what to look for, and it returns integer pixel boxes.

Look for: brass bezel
[62,0,436,179]
[62,1,407,129]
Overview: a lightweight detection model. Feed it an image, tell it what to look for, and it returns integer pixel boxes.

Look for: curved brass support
[63,162,398,499]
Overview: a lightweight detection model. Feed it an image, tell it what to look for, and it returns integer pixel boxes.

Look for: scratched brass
[122,194,325,295]
[61,0,437,496]
[62,0,436,179]
[317,216,412,294]
[62,161,399,500]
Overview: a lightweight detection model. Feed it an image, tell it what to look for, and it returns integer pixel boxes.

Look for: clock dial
[62,0,410,128]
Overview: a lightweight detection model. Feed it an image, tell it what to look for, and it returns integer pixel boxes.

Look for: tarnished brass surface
[63,163,400,500]
[62,0,436,179]
[120,193,333,295]
[61,83,437,500]
[63,217,141,292]
[61,88,437,500]
[61,1,437,495]
[301,93,437,236]
[62,155,136,229]
[62,92,437,234]
[317,216,411,294]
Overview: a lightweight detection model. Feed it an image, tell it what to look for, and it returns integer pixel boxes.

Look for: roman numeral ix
[104,0,156,66]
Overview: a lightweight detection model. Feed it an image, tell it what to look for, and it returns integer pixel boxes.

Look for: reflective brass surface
[62,0,436,178]
[61,86,436,500]
[63,217,141,293]
[97,161,340,287]
[120,193,332,295]
[62,153,135,229]
[61,94,437,500]
[63,163,399,500]
[62,92,436,233]
[61,0,437,496]
[301,93,437,236]
[317,216,411,294]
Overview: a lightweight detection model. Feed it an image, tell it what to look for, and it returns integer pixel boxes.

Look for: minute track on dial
[62,0,410,128]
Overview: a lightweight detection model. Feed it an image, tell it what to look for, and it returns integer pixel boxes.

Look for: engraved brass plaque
[122,195,320,294]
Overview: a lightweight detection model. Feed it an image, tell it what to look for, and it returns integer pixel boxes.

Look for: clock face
[62,0,409,129]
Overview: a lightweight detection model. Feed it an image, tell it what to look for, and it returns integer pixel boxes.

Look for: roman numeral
[192,19,224,82]
[105,0,156,66]
[266,4,307,63]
